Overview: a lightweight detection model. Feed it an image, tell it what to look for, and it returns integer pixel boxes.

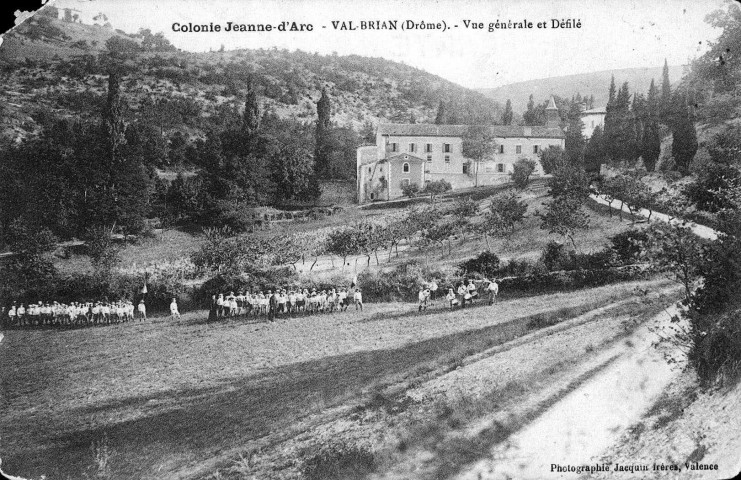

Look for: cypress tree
[671,88,698,175]
[660,59,672,123]
[502,99,513,125]
[565,102,585,164]
[603,76,618,159]
[315,87,331,176]
[434,100,446,124]
[243,76,260,144]
[584,125,605,173]
[632,92,646,164]
[104,72,126,166]
[642,79,661,171]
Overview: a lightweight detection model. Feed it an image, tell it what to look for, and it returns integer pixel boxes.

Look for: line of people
[3,300,147,328]
[418,278,499,311]
[3,297,183,328]
[209,287,364,322]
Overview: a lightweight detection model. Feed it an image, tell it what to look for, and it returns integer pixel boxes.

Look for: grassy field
[0,278,678,480]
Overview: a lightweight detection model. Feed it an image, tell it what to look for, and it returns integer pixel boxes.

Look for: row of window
[390,142,540,155]
[389,142,452,153]
[402,162,507,174]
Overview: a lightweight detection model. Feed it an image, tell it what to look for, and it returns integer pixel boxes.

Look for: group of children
[209,287,364,321]
[418,278,499,311]
[3,299,147,328]
[2,297,183,328]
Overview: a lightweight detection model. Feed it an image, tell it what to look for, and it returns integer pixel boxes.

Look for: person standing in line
[170,297,181,320]
[418,286,427,312]
[136,299,147,321]
[457,282,467,309]
[467,279,479,304]
[429,279,438,302]
[8,303,17,327]
[354,288,363,311]
[446,287,458,309]
[216,294,225,318]
[487,278,499,305]
[208,295,218,323]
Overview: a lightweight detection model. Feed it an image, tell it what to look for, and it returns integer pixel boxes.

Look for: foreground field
[0,278,680,479]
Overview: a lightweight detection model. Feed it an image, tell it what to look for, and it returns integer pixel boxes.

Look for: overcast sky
[44,0,728,89]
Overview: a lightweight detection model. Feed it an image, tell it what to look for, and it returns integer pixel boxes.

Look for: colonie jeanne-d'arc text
[172,21,314,32]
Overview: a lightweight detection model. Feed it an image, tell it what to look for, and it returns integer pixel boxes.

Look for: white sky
[46,0,727,89]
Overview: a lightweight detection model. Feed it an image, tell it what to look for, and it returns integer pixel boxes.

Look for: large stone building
[357,97,565,203]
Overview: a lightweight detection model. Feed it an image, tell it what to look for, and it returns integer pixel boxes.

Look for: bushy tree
[422,179,452,205]
[401,182,420,198]
[462,125,497,187]
[511,158,537,189]
[538,196,590,249]
[684,162,741,212]
[481,192,527,250]
[538,145,566,174]
[0,220,58,300]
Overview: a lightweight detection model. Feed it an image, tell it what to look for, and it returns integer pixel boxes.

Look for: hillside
[0,13,503,141]
[478,65,686,113]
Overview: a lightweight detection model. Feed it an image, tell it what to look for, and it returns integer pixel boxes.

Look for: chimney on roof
[545,96,560,128]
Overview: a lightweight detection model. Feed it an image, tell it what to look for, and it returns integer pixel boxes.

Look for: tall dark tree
[660,59,672,123]
[632,92,647,164]
[434,100,446,125]
[243,77,260,145]
[583,125,605,173]
[642,79,661,171]
[564,102,586,164]
[104,72,126,165]
[670,88,699,175]
[315,87,332,176]
[501,99,514,125]
[604,80,637,162]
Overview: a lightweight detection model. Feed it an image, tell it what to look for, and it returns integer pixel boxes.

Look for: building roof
[581,107,607,115]
[546,96,558,110]
[377,123,565,139]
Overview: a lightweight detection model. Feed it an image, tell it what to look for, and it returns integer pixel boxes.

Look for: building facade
[580,106,607,139]
[357,98,565,203]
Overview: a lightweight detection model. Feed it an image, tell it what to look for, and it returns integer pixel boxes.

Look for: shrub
[541,241,572,271]
[688,308,741,385]
[302,442,375,480]
[610,229,649,265]
[457,251,500,278]
[499,265,649,296]
[401,182,420,198]
[497,258,545,277]
[358,261,450,302]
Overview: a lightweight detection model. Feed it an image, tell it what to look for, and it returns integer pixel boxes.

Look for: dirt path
[456,305,688,479]
[589,194,718,241]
